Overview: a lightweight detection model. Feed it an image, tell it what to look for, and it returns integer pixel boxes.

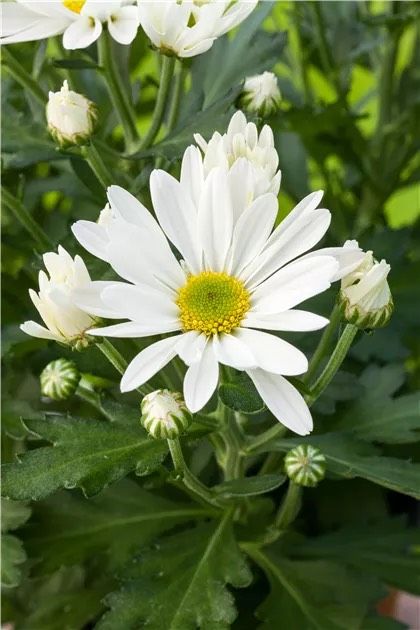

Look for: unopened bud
[40,358,80,400]
[284,445,326,487]
[240,71,281,117]
[339,251,393,329]
[141,390,192,439]
[46,80,98,148]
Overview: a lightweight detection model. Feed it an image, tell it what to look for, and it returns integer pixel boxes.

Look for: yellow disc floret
[62,0,86,14]
[177,271,250,336]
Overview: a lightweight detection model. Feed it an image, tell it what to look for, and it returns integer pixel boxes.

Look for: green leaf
[267,434,420,499]
[1,499,31,532]
[246,544,384,630]
[98,515,252,630]
[214,474,286,498]
[1,415,168,500]
[24,479,211,572]
[291,519,420,595]
[218,372,265,414]
[1,534,27,588]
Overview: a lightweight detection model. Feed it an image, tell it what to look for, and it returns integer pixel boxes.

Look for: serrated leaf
[1,415,168,500]
[266,433,420,499]
[246,544,384,630]
[214,474,286,498]
[219,372,265,414]
[98,515,252,630]
[1,534,27,588]
[24,479,211,573]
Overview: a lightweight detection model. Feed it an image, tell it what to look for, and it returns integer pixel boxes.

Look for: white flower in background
[47,80,98,147]
[141,390,192,439]
[20,246,118,348]
[0,0,139,50]
[240,71,281,117]
[72,169,363,435]
[138,0,257,58]
[339,246,393,329]
[194,111,281,207]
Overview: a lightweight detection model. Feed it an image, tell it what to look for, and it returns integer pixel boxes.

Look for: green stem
[224,412,245,481]
[293,3,312,104]
[275,481,302,529]
[308,324,358,403]
[1,47,46,105]
[168,438,220,508]
[82,142,114,189]
[167,61,184,132]
[1,187,52,250]
[243,423,288,456]
[304,304,342,384]
[311,2,344,100]
[96,339,152,396]
[97,32,138,151]
[138,55,175,151]
[76,383,114,421]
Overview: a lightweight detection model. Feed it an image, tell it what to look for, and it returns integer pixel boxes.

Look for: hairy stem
[96,339,152,396]
[274,481,302,529]
[138,55,175,151]
[82,142,114,189]
[168,438,220,508]
[304,304,342,384]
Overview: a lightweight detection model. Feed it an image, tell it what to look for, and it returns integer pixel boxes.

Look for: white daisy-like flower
[72,150,365,434]
[20,245,119,347]
[241,71,281,117]
[0,0,139,50]
[138,0,257,58]
[194,110,281,207]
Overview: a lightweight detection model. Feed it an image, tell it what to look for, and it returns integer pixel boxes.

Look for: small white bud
[240,71,281,117]
[141,390,192,439]
[40,358,80,401]
[284,445,326,487]
[46,80,98,148]
[339,251,393,329]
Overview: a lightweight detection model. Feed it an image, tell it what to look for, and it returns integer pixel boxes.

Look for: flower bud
[339,251,393,329]
[40,358,81,400]
[141,390,192,439]
[46,80,98,148]
[284,445,326,487]
[240,71,281,117]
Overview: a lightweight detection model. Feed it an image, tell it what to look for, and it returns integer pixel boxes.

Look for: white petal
[237,329,307,375]
[252,256,339,314]
[243,310,329,332]
[177,331,207,366]
[20,320,57,341]
[0,3,67,42]
[107,185,161,233]
[72,281,126,319]
[107,6,138,45]
[183,340,219,413]
[62,15,102,50]
[227,158,254,223]
[71,220,109,262]
[279,190,324,229]
[198,168,233,271]
[180,145,204,209]
[120,335,182,392]
[247,369,313,435]
[150,169,201,274]
[101,283,178,323]
[88,320,180,337]
[301,243,365,282]
[230,193,278,275]
[212,332,256,370]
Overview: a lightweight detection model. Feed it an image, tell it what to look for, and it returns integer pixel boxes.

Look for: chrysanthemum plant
[2,2,420,628]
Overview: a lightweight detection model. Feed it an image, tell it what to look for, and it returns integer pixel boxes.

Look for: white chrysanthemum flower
[339,246,393,329]
[0,0,139,50]
[194,111,281,206]
[241,71,281,117]
[47,80,97,147]
[20,246,118,348]
[138,0,257,58]
[72,149,368,434]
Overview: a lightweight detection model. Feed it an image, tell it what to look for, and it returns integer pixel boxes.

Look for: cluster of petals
[71,136,365,435]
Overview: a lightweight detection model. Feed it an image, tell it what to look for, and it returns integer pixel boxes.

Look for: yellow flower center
[62,0,86,14]
[176,271,250,336]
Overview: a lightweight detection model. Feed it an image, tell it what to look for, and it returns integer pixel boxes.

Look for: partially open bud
[240,71,281,117]
[40,358,81,400]
[46,80,98,148]
[141,390,192,439]
[284,445,326,487]
[339,251,393,329]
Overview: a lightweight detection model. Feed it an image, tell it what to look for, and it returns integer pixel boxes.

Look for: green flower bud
[40,358,81,401]
[141,390,192,439]
[339,251,393,330]
[284,445,326,487]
